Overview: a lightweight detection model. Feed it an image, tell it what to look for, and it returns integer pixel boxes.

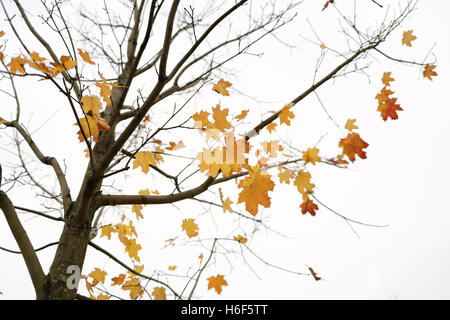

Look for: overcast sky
[1,0,449,300]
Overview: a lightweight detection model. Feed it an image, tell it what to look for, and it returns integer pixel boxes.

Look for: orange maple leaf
[60,55,77,70]
[237,166,275,216]
[111,274,126,286]
[212,78,232,96]
[78,48,95,65]
[122,277,143,300]
[302,148,321,165]
[235,109,249,121]
[294,170,315,195]
[423,64,437,81]
[381,72,395,86]
[300,196,319,216]
[375,87,394,104]
[266,122,277,133]
[211,104,232,132]
[278,103,295,126]
[339,132,369,162]
[192,110,210,128]
[207,274,228,294]
[233,235,248,244]
[88,268,107,286]
[377,97,403,121]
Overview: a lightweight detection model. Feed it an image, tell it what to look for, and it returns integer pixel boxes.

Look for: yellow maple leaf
[222,197,233,213]
[212,78,232,96]
[81,95,102,117]
[132,204,144,219]
[302,148,321,165]
[207,274,228,294]
[152,287,167,300]
[294,170,315,195]
[211,104,231,132]
[278,169,294,184]
[29,51,46,62]
[76,116,99,142]
[237,166,275,216]
[78,48,95,65]
[266,122,277,133]
[192,110,210,128]
[345,119,358,132]
[402,30,417,47]
[60,55,77,70]
[278,103,295,126]
[122,277,143,300]
[100,225,117,240]
[88,268,107,286]
[7,56,28,74]
[182,218,199,238]
[124,238,142,262]
[133,151,161,174]
[96,293,110,300]
[381,72,395,86]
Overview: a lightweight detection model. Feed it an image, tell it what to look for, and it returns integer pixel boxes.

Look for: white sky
[1,0,449,300]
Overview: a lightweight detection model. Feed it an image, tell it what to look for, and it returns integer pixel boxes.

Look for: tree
[0,0,437,300]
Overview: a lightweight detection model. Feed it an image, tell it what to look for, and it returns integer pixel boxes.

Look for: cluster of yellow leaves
[207,274,228,294]
[237,166,275,216]
[196,131,248,177]
[375,72,403,121]
[100,217,142,262]
[76,95,110,142]
[133,150,164,174]
[110,265,145,300]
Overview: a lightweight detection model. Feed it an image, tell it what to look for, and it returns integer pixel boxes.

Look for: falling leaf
[111,274,126,286]
[237,166,275,216]
[345,119,358,132]
[278,103,295,126]
[78,48,95,65]
[302,148,321,165]
[381,72,395,86]
[212,78,232,96]
[339,132,369,162]
[423,64,437,81]
[152,287,167,300]
[211,104,232,132]
[402,30,417,47]
[89,268,107,286]
[377,97,403,121]
[233,235,247,244]
[207,274,228,294]
[235,109,249,121]
[182,218,199,238]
